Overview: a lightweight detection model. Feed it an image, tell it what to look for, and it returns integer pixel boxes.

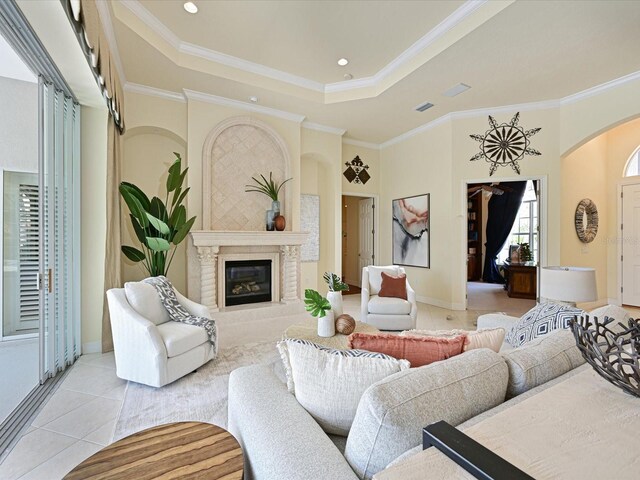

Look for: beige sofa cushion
[501,329,585,398]
[344,349,508,480]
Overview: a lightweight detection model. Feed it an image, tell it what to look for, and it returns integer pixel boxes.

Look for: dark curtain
[482,181,528,283]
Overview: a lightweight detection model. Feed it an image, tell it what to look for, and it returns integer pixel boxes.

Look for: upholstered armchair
[106,283,216,388]
[361,266,417,330]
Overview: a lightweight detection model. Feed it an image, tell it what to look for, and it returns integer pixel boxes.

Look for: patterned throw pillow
[505,303,586,347]
[400,328,505,353]
[277,338,409,436]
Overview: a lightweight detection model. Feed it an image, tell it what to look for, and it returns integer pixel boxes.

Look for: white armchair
[106,285,216,388]
[361,266,417,330]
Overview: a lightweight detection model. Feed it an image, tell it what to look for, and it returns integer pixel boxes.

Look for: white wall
[0,77,38,172]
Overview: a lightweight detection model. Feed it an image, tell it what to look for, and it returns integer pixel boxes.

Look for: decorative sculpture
[343,155,370,184]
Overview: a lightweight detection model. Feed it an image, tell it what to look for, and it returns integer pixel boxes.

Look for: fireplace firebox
[224,260,272,306]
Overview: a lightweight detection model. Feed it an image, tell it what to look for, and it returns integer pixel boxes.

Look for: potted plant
[323,272,349,317]
[304,289,334,337]
[518,242,533,263]
[119,152,195,277]
[245,172,292,230]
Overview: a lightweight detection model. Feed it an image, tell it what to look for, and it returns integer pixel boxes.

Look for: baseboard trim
[607,297,622,306]
[82,341,101,354]
[416,295,466,311]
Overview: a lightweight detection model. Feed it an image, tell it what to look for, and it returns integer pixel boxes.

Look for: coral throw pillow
[378,272,407,300]
[348,332,466,367]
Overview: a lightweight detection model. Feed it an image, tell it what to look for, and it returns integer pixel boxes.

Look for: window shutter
[19,183,39,324]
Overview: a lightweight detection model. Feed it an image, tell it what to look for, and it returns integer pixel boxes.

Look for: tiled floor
[0,294,524,479]
[0,338,39,424]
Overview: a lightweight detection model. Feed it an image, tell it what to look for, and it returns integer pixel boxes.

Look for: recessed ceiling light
[183,2,198,14]
[249,96,259,103]
[343,73,353,80]
[337,58,349,66]
[443,83,471,97]
[414,101,434,112]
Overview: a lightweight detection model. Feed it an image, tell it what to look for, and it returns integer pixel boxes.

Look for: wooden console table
[503,263,537,299]
[64,422,243,480]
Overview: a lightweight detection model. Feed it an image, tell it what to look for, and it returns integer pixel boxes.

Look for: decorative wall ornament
[575,198,598,243]
[343,155,370,184]
[392,194,430,268]
[469,112,541,176]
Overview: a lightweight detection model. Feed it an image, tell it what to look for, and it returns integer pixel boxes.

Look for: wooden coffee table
[64,422,243,480]
[283,320,379,349]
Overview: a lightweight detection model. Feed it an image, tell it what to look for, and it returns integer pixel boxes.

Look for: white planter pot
[317,310,335,337]
[326,291,343,317]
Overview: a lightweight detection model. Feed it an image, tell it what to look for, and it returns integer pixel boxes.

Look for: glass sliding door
[40,80,81,381]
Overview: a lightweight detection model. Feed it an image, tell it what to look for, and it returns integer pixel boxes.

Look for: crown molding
[124,82,187,102]
[183,89,306,123]
[560,70,640,106]
[342,138,381,150]
[302,121,346,136]
[119,0,181,48]
[95,1,126,83]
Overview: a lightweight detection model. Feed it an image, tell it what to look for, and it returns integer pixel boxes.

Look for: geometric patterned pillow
[505,302,586,347]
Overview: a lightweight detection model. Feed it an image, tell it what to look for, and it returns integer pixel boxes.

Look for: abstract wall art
[343,155,370,184]
[392,193,430,268]
[300,194,320,262]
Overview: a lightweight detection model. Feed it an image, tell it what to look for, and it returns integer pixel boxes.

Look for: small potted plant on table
[323,272,349,317]
[304,289,334,337]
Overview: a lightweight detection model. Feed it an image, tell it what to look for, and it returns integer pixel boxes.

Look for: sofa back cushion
[348,332,466,367]
[367,266,400,295]
[344,349,508,480]
[277,338,410,436]
[501,329,585,398]
[124,281,170,325]
[505,302,585,347]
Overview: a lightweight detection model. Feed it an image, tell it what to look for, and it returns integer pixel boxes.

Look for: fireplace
[224,259,272,306]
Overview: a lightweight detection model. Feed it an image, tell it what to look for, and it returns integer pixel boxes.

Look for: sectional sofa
[228,324,586,480]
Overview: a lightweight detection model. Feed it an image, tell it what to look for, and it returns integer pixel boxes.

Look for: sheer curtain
[40,80,81,378]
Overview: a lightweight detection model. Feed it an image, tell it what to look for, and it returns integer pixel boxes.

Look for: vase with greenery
[119,152,196,278]
[323,272,349,317]
[518,242,533,263]
[304,289,334,337]
[245,172,292,226]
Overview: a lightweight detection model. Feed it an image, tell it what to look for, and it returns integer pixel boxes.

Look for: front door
[358,198,375,284]
[622,183,640,306]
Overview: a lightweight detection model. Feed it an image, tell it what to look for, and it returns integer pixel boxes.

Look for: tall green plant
[323,272,349,292]
[120,152,196,277]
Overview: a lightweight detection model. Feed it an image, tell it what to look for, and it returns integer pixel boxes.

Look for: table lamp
[539,266,597,307]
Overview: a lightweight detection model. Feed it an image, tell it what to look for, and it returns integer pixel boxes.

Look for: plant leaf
[146,237,171,252]
[172,187,190,208]
[121,245,145,262]
[119,182,150,210]
[304,289,331,317]
[172,216,196,244]
[149,197,168,223]
[130,214,146,244]
[120,186,149,227]
[170,204,186,229]
[166,159,182,192]
[323,272,349,292]
[145,213,171,235]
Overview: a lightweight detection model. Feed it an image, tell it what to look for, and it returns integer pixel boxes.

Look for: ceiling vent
[443,83,471,97]
[414,102,434,112]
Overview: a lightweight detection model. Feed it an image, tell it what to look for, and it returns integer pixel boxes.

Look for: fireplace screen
[225,260,272,306]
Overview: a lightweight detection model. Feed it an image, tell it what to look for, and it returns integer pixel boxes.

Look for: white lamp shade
[539,266,597,303]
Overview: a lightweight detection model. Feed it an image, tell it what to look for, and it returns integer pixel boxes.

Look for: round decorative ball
[335,314,356,335]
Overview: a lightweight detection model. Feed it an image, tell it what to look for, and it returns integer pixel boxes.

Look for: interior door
[622,183,640,306]
[359,198,375,284]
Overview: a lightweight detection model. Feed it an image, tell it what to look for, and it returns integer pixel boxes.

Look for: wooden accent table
[64,422,243,480]
[283,320,379,349]
[503,263,537,300]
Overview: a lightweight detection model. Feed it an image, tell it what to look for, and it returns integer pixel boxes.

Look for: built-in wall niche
[203,117,291,232]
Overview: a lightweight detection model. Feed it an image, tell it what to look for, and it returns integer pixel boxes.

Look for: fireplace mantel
[189,230,307,314]
[191,231,308,248]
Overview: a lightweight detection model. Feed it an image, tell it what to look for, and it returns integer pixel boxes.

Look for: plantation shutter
[19,183,40,324]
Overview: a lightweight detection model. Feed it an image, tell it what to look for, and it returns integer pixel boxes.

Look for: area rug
[113,340,283,441]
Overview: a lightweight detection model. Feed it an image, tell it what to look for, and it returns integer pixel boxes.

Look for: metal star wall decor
[343,155,370,184]
[469,112,541,176]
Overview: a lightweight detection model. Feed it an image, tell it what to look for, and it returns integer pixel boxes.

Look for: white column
[280,245,300,304]
[197,245,220,312]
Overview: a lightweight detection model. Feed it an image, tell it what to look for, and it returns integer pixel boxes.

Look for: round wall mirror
[575,198,598,243]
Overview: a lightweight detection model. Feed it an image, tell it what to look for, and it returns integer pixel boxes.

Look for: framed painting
[392,193,430,268]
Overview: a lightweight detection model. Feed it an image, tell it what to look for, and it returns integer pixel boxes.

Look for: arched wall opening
[121,126,188,292]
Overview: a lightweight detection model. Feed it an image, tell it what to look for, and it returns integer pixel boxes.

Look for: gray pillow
[505,302,585,347]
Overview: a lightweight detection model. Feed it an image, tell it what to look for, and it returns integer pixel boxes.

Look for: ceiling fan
[467,183,514,198]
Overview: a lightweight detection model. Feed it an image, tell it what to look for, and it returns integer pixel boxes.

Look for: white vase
[317,310,335,337]
[326,291,343,317]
